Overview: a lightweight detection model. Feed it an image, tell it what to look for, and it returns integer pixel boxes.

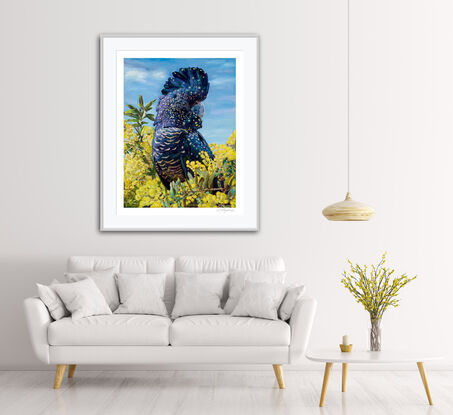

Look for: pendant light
[322,0,375,221]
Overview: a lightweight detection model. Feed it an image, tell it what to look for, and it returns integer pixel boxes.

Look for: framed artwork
[100,35,258,231]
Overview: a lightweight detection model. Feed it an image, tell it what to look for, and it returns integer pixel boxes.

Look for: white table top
[306,350,443,364]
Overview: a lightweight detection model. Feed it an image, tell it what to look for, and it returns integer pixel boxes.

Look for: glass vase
[369,318,382,351]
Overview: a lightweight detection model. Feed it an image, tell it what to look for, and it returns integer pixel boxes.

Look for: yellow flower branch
[340,253,416,321]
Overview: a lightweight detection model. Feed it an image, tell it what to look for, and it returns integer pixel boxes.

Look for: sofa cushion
[170,315,290,346]
[48,314,171,346]
[231,281,286,320]
[67,256,176,313]
[224,270,286,313]
[36,279,69,320]
[115,273,168,316]
[53,278,112,321]
[279,285,306,321]
[171,272,228,318]
[65,268,119,311]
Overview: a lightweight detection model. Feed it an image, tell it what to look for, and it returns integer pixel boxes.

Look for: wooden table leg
[342,363,348,392]
[417,362,433,405]
[319,362,333,407]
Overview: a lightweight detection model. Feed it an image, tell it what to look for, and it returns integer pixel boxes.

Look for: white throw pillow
[65,268,119,311]
[114,273,168,316]
[53,278,112,321]
[224,270,286,314]
[278,285,306,320]
[171,272,229,319]
[36,279,69,320]
[231,281,286,320]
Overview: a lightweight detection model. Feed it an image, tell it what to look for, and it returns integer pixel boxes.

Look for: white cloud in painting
[149,70,167,80]
[125,69,148,83]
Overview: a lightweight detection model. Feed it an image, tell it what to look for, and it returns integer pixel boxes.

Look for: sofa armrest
[23,297,51,364]
[288,296,317,364]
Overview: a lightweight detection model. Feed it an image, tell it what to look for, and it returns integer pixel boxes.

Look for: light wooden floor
[1,370,453,415]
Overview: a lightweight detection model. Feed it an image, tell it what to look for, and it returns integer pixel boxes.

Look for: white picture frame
[100,35,258,231]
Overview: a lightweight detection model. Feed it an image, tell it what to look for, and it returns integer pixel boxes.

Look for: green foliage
[340,253,416,320]
[124,96,157,180]
[124,95,156,143]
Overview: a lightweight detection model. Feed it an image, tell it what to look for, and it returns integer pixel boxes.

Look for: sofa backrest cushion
[67,256,175,313]
[177,256,285,304]
[176,256,285,273]
[67,256,285,314]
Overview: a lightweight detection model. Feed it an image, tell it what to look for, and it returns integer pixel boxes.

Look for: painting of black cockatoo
[123,58,237,209]
[153,67,214,189]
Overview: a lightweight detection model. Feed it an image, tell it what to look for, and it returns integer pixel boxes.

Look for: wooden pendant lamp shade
[322,192,375,221]
[322,0,374,221]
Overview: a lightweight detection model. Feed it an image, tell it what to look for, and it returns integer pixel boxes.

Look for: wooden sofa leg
[272,364,285,389]
[68,365,76,379]
[54,365,67,389]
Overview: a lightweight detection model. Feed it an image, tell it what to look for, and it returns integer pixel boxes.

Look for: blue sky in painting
[124,58,236,144]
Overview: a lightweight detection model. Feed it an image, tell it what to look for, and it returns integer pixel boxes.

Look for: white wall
[1,0,452,369]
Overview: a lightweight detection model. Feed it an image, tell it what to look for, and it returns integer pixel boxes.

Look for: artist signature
[216,208,234,214]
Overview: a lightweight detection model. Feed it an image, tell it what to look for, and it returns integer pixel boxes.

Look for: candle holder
[339,344,353,352]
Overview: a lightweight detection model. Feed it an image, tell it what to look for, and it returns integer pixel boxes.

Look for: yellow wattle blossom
[340,253,416,321]
[124,123,236,209]
[199,192,229,208]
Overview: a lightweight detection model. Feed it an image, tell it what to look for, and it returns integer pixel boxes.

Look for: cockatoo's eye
[192,103,205,118]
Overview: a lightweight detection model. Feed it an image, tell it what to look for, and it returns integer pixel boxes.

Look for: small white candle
[342,335,349,346]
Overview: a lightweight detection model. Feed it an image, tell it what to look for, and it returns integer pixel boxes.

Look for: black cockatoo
[152,67,214,189]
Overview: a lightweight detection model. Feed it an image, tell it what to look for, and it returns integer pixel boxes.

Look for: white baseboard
[1,363,452,371]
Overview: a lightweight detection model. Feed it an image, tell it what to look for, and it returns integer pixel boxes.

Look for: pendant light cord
[347,0,350,193]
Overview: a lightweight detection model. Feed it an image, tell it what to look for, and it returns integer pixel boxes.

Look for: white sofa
[24,256,317,389]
